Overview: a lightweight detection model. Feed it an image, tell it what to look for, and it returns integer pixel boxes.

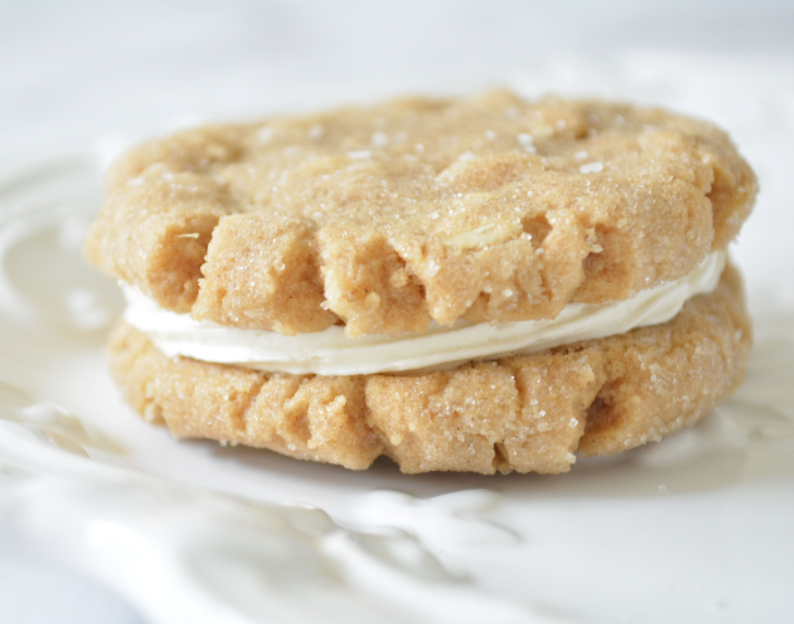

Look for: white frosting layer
[122,251,726,376]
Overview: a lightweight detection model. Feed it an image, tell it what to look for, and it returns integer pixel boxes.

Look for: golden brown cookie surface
[86,91,756,336]
[108,265,750,475]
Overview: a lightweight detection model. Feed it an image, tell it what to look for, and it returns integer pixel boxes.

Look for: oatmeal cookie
[86,91,756,336]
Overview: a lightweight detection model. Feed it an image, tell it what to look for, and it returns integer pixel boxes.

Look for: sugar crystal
[580,162,603,174]
[347,150,372,159]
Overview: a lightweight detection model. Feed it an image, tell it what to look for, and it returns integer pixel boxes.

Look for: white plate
[1,134,793,624]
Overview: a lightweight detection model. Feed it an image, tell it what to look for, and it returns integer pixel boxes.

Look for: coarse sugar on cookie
[85,91,757,336]
[107,264,751,475]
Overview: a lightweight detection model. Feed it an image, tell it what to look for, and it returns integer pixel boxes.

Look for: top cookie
[85,90,756,336]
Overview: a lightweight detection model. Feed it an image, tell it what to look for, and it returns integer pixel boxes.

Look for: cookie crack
[492,442,510,474]
[236,375,267,435]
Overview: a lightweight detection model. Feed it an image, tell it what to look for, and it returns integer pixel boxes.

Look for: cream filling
[122,251,726,376]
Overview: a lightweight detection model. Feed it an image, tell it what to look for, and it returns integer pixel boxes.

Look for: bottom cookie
[108,264,751,474]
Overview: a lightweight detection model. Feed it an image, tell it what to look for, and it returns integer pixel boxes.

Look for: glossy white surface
[1,2,793,623]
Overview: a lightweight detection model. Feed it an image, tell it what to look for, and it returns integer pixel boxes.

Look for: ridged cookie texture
[108,264,750,475]
[86,91,756,337]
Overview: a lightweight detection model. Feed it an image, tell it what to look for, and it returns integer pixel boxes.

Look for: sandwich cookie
[86,91,756,473]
